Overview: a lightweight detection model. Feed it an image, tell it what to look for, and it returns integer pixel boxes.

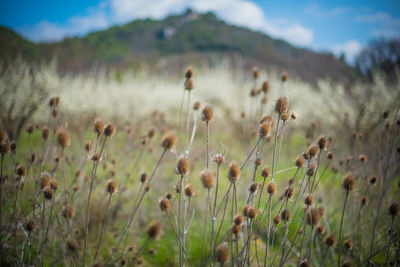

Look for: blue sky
[1,0,400,63]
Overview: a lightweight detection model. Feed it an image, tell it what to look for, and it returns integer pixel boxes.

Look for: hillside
[0,11,358,82]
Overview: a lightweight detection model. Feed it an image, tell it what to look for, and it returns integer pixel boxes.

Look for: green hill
[0,11,358,82]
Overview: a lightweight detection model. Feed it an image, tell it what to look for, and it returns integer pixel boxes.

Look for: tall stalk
[338,190,349,266]
[209,164,221,266]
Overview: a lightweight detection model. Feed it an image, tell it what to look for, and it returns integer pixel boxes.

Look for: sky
[1,0,400,64]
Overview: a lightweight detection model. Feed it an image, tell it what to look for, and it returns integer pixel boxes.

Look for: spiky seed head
[359,154,367,163]
[140,172,148,183]
[40,173,51,189]
[383,110,390,119]
[42,128,50,140]
[176,157,189,176]
[267,182,277,195]
[56,129,70,148]
[185,67,194,79]
[261,166,270,178]
[253,67,259,79]
[299,260,310,267]
[147,222,163,240]
[184,184,195,198]
[94,121,104,134]
[275,97,288,115]
[316,225,326,234]
[281,113,290,121]
[306,208,321,226]
[344,239,353,250]
[232,224,241,235]
[273,215,281,225]
[342,175,355,191]
[389,202,399,217]
[43,188,54,200]
[85,142,91,152]
[259,122,271,138]
[341,261,353,267]
[91,154,101,161]
[307,145,320,158]
[327,152,334,159]
[243,205,251,217]
[318,206,325,217]
[106,180,117,194]
[120,258,127,266]
[228,162,240,182]
[212,154,225,166]
[283,187,294,200]
[318,136,327,150]
[0,130,6,143]
[281,72,288,82]
[148,128,156,139]
[25,220,35,232]
[255,158,263,166]
[63,205,75,219]
[104,124,116,137]
[262,81,269,93]
[193,101,201,110]
[281,209,291,221]
[259,115,273,125]
[201,171,214,189]
[216,243,229,263]
[291,112,297,120]
[10,141,16,153]
[304,194,313,206]
[50,180,59,191]
[185,79,194,90]
[295,156,305,168]
[361,196,369,207]
[67,239,78,252]
[16,165,26,176]
[325,234,336,247]
[49,97,60,107]
[144,185,151,192]
[250,88,257,97]
[307,168,315,177]
[248,207,258,219]
[249,182,259,194]
[202,105,213,122]
[165,192,172,200]
[233,215,244,225]
[369,175,378,185]
[159,198,171,212]
[26,124,33,134]
[161,133,177,150]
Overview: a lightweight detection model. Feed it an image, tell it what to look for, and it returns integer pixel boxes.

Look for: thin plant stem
[274,120,286,177]
[338,190,350,266]
[241,136,262,171]
[200,189,211,266]
[206,121,209,169]
[209,165,221,266]
[185,91,191,151]
[178,174,184,267]
[271,115,281,182]
[384,216,395,266]
[263,194,272,267]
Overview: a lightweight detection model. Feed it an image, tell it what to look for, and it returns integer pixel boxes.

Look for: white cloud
[333,40,362,64]
[16,0,314,47]
[356,12,400,38]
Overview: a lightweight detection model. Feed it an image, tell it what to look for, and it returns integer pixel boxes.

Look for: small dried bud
[161,133,177,150]
[50,180,59,191]
[318,136,327,150]
[383,110,390,119]
[216,243,229,264]
[299,260,310,267]
[106,180,117,194]
[361,196,369,207]
[25,220,35,232]
[281,113,290,121]
[184,184,195,198]
[85,142,91,152]
[359,154,367,163]
[202,105,214,122]
[140,173,148,183]
[389,202,399,217]
[274,215,281,225]
[184,79,194,90]
[67,239,79,252]
[261,166,270,178]
[185,67,194,79]
[342,175,355,191]
[307,145,320,158]
[259,122,271,138]
[306,208,321,226]
[10,141,16,153]
[295,156,305,168]
[249,182,259,194]
[144,185,151,192]
[325,234,336,247]
[232,224,241,235]
[316,225,325,234]
[267,182,276,195]
[344,239,353,250]
[159,198,171,212]
[201,171,214,189]
[262,81,269,93]
[212,154,225,166]
[63,205,75,219]
[281,72,288,82]
[247,207,258,219]
[275,97,288,115]
[281,209,291,221]
[291,112,297,120]
[327,152,334,160]
[43,188,54,200]
[233,215,244,225]
[56,130,71,148]
[228,162,240,182]
[193,101,201,110]
[104,124,116,137]
[176,157,189,176]
[94,121,104,134]
[304,194,313,206]
[148,128,156,139]
[40,173,51,189]
[255,158,263,166]
[147,222,163,240]
[16,165,26,176]
[91,154,101,161]
[42,128,50,140]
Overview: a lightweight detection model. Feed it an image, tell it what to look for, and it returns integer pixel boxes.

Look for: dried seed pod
[325,234,336,247]
[327,152,334,159]
[248,207,258,219]
[202,105,214,122]
[267,182,277,195]
[43,188,54,200]
[299,260,310,267]
[184,184,195,198]
[140,173,148,183]
[273,215,281,225]
[249,182,259,194]
[216,243,229,264]
[161,133,177,151]
[233,215,244,225]
[50,180,59,191]
[212,154,225,166]
[40,173,51,189]
[63,205,75,219]
[307,145,320,158]
[295,156,305,168]
[281,209,291,221]
[261,166,270,178]
[228,162,240,182]
[176,157,189,176]
[281,72,288,82]
[56,129,71,148]
[316,225,326,235]
[259,122,271,138]
[342,175,355,191]
[159,198,170,212]
[306,208,321,226]
[94,121,104,134]
[275,97,288,115]
[42,128,50,140]
[344,239,353,250]
[16,165,26,176]
[232,224,241,235]
[389,202,399,217]
[193,101,201,110]
[185,67,194,79]
[304,194,313,206]
[104,124,116,137]
[25,220,35,232]
[147,222,163,240]
[369,175,378,185]
[106,180,117,194]
[262,80,269,93]
[200,171,214,189]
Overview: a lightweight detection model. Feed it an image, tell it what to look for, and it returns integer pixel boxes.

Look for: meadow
[0,59,399,266]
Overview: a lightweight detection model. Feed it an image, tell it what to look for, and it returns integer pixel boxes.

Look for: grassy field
[0,61,399,266]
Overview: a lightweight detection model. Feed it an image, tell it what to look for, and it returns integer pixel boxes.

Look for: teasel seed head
[25,220,35,232]
[259,115,273,125]
[228,161,240,182]
[281,209,291,221]
[262,80,269,93]
[316,225,326,235]
[94,121,104,134]
[56,129,71,148]
[307,167,315,177]
[291,112,297,120]
[344,239,353,250]
[261,166,270,178]
[42,127,50,140]
[161,132,177,151]
[201,170,214,189]
[318,206,325,217]
[273,215,281,225]
[104,124,116,137]
[247,207,258,219]
[212,153,225,166]
[159,197,171,212]
[306,208,321,226]
[144,185,151,192]
[165,192,172,200]
[307,144,320,158]
[388,202,399,217]
[325,234,336,247]
[232,224,241,236]
[176,157,189,176]
[361,196,369,207]
[202,105,213,122]
[299,260,310,267]
[193,101,201,111]
[281,112,290,121]
[10,141,16,153]
[49,97,60,107]
[185,67,194,79]
[184,184,195,198]
[275,97,288,115]
[383,110,390,119]
[318,136,327,150]
[243,205,251,217]
[259,122,271,138]
[50,180,59,191]
[91,154,101,161]
[342,175,355,191]
[327,152,334,159]
[249,182,259,194]
[67,239,79,252]
[295,156,305,168]
[283,187,294,200]
[281,72,288,82]
[16,165,26,176]
[106,180,117,194]
[216,243,229,264]
[26,124,34,134]
[184,79,194,90]
[304,194,313,206]
[359,154,367,163]
[140,172,148,183]
[63,205,75,219]
[341,261,353,267]
[267,182,277,195]
[255,158,263,166]
[148,128,156,139]
[43,188,54,200]
[147,222,163,240]
[250,88,257,97]
[40,173,51,189]
[233,214,244,225]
